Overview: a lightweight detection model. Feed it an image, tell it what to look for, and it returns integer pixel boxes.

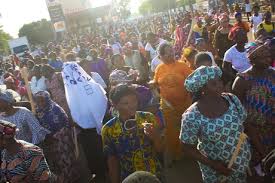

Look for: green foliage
[139,0,153,15]
[18,19,54,45]
[177,0,196,6]
[113,0,131,19]
[139,0,177,14]
[0,26,12,55]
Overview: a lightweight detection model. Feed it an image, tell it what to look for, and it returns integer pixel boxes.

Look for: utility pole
[189,0,194,14]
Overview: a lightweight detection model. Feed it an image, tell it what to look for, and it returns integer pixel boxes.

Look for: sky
[0,0,142,38]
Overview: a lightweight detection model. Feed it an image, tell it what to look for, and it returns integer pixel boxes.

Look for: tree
[139,0,153,15]
[112,0,131,19]
[0,26,12,55]
[139,0,177,14]
[18,19,54,45]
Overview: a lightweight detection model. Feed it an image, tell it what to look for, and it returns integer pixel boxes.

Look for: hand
[210,160,232,176]
[148,81,158,90]
[143,122,159,141]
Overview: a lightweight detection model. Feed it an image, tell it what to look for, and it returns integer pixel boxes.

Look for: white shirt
[30,76,47,94]
[224,45,252,73]
[151,56,162,73]
[112,42,122,55]
[251,14,263,32]
[145,38,166,61]
[245,3,252,13]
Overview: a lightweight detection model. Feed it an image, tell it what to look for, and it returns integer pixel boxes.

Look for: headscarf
[0,120,17,138]
[228,26,243,41]
[35,91,69,134]
[247,44,269,61]
[109,70,134,85]
[184,66,222,93]
[0,89,15,104]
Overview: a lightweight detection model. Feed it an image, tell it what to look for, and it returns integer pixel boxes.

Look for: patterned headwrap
[184,66,222,93]
[0,89,15,104]
[34,90,69,134]
[109,70,134,85]
[34,91,53,112]
[0,120,17,138]
[247,44,270,61]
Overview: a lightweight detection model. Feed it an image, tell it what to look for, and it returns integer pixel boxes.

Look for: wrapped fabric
[62,62,107,134]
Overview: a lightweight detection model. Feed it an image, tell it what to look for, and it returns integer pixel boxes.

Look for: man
[48,52,63,71]
[124,42,148,83]
[245,0,252,22]
[87,49,109,83]
[257,11,275,36]
[234,12,250,33]
[145,32,166,62]
[251,4,263,38]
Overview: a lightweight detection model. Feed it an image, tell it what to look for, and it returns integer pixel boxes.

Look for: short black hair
[195,52,212,66]
[109,84,137,105]
[42,64,55,74]
[158,43,171,57]
[111,54,123,65]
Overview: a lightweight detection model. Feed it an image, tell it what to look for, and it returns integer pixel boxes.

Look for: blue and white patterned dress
[180,93,251,183]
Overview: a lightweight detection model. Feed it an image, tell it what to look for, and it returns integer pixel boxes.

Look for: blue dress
[180,93,251,183]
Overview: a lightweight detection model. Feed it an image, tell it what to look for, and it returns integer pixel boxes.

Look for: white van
[8,36,30,57]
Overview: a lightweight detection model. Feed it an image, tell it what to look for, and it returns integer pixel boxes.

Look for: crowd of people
[0,2,274,183]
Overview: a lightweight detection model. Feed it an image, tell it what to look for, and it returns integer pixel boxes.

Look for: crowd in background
[0,1,274,183]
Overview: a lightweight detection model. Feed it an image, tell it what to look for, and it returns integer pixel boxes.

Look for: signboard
[54,21,66,32]
[45,0,66,32]
[59,0,91,15]
[46,0,60,7]
[48,5,65,23]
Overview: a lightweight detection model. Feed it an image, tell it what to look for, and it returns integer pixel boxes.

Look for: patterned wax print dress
[240,70,275,166]
[180,93,251,183]
[102,111,162,181]
[0,140,53,183]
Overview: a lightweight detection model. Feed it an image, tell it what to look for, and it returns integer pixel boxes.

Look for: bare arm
[222,61,236,84]
[232,76,248,102]
[107,155,120,183]
[182,143,232,176]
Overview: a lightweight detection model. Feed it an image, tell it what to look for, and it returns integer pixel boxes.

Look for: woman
[102,84,163,183]
[0,89,49,145]
[30,65,47,94]
[181,66,251,182]
[213,14,234,64]
[152,43,192,160]
[181,47,198,70]
[0,119,53,183]
[223,27,251,84]
[34,91,79,183]
[42,64,70,115]
[232,44,275,177]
